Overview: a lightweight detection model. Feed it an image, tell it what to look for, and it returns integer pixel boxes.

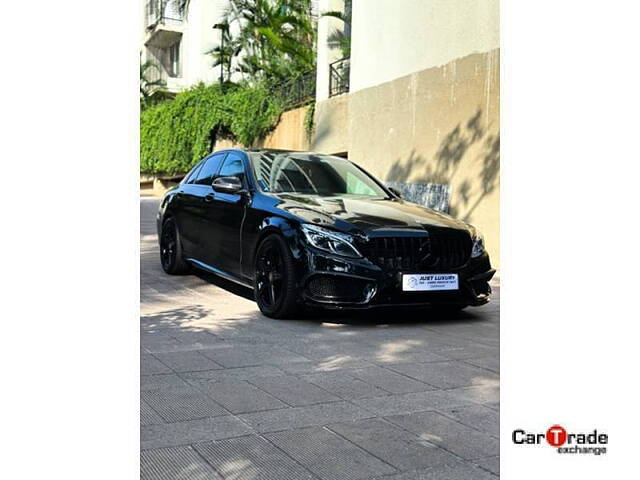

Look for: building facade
[311,0,500,265]
[141,0,229,93]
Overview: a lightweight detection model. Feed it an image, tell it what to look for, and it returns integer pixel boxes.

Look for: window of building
[168,41,180,77]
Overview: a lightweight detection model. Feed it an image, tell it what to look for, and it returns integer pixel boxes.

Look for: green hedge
[140,82,283,174]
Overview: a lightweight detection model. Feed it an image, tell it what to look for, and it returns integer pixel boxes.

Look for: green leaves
[140,82,283,174]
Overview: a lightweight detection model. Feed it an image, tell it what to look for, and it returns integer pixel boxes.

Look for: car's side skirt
[186,258,253,289]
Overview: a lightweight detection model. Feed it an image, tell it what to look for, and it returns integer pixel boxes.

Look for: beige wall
[346,49,500,265]
[350,0,499,93]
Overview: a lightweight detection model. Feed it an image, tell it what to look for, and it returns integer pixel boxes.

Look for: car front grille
[359,229,472,271]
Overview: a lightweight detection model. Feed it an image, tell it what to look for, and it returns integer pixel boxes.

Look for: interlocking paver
[142,386,229,422]
[194,435,316,480]
[196,379,287,414]
[387,360,499,390]
[438,404,499,438]
[238,401,374,433]
[154,350,224,373]
[266,426,396,480]
[140,446,223,480]
[349,366,434,394]
[249,375,341,406]
[141,416,252,450]
[327,418,461,470]
[301,371,389,399]
[385,411,499,460]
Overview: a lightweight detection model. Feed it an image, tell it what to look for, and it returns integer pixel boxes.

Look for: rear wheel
[254,234,299,319]
[160,217,190,275]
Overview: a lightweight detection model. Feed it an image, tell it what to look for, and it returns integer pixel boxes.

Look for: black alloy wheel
[254,234,298,319]
[160,217,189,274]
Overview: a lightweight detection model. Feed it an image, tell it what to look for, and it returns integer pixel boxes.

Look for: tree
[214,0,316,83]
[140,61,168,109]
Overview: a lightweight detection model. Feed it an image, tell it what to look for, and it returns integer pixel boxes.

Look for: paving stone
[327,418,462,470]
[181,365,287,384]
[238,401,374,433]
[446,382,500,407]
[463,356,500,373]
[355,390,474,416]
[249,375,341,406]
[438,404,499,438]
[141,354,173,375]
[278,358,375,374]
[372,462,497,480]
[198,379,287,414]
[141,446,223,480]
[434,343,498,360]
[141,373,191,391]
[474,456,499,476]
[141,416,252,450]
[301,371,389,399]
[266,426,396,480]
[385,411,499,460]
[194,435,315,480]
[388,361,498,389]
[154,350,223,373]
[141,400,164,426]
[201,345,310,368]
[349,366,434,394]
[142,386,228,422]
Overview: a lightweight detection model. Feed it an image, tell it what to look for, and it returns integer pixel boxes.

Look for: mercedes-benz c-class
[157,149,495,318]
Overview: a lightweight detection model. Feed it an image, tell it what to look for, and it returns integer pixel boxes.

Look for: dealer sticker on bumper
[402,273,459,292]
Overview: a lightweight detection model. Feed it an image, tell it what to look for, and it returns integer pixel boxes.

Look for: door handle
[204,194,215,202]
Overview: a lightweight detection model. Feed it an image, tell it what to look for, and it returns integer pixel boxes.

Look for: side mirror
[388,187,402,198]
[212,176,243,194]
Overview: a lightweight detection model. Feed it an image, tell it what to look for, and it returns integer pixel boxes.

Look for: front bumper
[295,246,495,310]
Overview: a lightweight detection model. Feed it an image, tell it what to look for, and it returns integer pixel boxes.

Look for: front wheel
[254,234,299,319]
[160,217,190,275]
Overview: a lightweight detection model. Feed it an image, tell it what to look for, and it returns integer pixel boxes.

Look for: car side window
[217,152,247,187]
[195,153,226,186]
[183,160,204,184]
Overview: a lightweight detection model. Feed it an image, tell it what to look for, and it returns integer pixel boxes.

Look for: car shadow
[192,268,490,327]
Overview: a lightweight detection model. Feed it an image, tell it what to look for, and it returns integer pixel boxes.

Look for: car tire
[160,217,190,275]
[254,234,299,319]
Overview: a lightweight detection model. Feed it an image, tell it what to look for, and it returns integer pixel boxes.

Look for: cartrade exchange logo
[512,425,608,455]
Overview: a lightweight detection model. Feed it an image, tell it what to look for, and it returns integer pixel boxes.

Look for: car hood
[272,193,470,235]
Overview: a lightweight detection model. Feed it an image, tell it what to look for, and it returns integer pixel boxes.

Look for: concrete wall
[350,0,499,93]
[347,49,500,265]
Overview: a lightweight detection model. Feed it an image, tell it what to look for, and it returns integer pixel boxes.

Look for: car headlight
[300,224,363,258]
[471,231,485,258]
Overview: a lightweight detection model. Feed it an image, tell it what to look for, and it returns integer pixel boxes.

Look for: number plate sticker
[402,273,459,291]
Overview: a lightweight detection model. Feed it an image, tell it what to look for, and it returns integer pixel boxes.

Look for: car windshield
[249,152,389,197]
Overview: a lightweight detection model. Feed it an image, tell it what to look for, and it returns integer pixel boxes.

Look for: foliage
[303,101,315,141]
[212,0,316,83]
[140,61,168,109]
[140,82,283,174]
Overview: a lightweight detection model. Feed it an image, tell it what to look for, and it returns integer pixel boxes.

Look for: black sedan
[157,149,495,318]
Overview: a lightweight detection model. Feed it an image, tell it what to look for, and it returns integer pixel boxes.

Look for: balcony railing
[146,0,184,29]
[329,57,350,97]
[271,71,316,110]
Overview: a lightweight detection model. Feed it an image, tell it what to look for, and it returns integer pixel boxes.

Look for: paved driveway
[141,197,500,479]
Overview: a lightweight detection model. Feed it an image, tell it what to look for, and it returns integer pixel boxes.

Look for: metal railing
[271,71,316,110]
[146,0,184,28]
[329,57,350,97]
